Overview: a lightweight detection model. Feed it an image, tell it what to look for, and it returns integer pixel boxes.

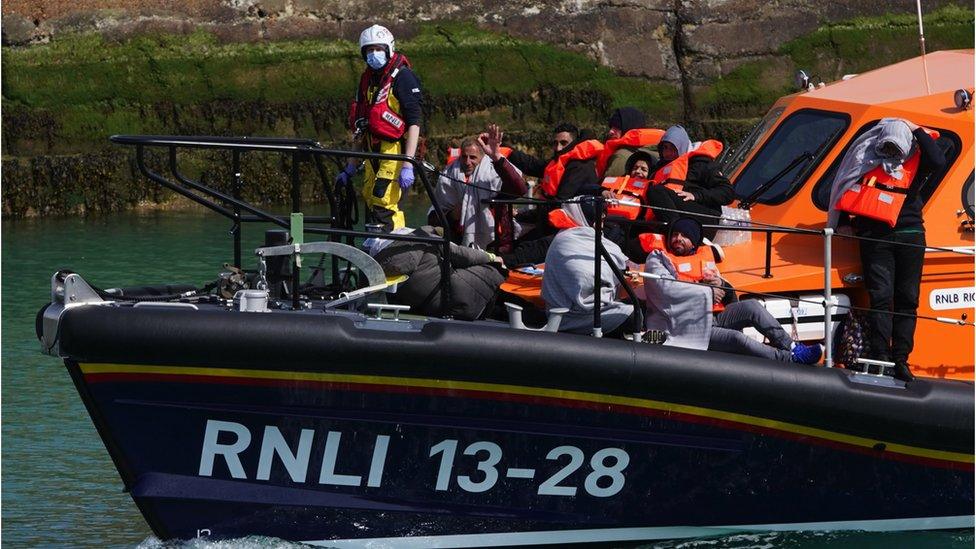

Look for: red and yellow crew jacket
[348,53,412,142]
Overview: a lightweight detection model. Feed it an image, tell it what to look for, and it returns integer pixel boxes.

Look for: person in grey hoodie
[643,217,823,363]
[645,125,734,240]
[827,117,945,382]
[541,198,636,336]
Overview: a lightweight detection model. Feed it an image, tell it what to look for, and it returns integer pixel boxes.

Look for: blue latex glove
[399,163,415,190]
[335,164,356,187]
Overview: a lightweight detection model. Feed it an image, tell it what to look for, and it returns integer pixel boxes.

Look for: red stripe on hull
[83,371,972,471]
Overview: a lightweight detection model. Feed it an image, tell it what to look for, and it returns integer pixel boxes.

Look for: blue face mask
[366,50,388,70]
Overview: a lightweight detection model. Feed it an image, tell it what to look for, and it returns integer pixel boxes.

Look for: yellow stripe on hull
[79,362,974,465]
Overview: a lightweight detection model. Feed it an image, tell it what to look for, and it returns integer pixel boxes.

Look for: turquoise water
[2,205,972,548]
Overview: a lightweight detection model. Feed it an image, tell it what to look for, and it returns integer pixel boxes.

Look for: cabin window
[811,122,962,211]
[720,107,785,177]
[733,109,849,205]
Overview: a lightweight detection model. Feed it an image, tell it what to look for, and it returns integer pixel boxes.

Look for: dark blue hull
[55,307,974,545]
[71,365,973,544]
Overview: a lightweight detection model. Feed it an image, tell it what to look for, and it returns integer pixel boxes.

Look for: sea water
[2,204,972,548]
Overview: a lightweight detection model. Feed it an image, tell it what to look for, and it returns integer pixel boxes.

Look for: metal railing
[114,135,973,361]
[111,135,456,315]
[485,192,973,366]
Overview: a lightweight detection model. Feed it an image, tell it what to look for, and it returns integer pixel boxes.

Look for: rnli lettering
[198,420,389,487]
[197,421,630,498]
[381,111,403,128]
[929,287,976,311]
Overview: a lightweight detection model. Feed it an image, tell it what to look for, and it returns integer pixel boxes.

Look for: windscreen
[721,107,784,176]
[733,109,849,205]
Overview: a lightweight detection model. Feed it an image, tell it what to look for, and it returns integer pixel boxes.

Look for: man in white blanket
[434,129,526,250]
[643,217,823,363]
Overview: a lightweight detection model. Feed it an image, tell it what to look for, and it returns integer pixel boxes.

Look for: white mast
[916,0,932,94]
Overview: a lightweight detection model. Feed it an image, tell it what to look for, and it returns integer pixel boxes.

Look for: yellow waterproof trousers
[363,139,405,231]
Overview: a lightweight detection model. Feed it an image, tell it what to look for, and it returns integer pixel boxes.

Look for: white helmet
[359,24,395,60]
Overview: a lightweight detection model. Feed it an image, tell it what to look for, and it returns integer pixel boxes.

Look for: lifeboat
[37,52,974,547]
[717,49,974,380]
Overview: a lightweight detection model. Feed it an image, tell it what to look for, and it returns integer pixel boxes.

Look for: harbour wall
[2,1,973,218]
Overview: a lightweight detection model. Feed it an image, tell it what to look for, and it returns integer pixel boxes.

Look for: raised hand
[476,132,492,158]
[479,123,505,162]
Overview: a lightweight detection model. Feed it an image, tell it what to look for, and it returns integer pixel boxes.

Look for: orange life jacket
[540,140,604,198]
[349,53,412,141]
[640,232,724,312]
[445,146,512,167]
[650,139,724,192]
[547,208,583,229]
[834,129,939,227]
[597,128,665,176]
[600,175,651,220]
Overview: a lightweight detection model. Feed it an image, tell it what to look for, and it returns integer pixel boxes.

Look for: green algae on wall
[698,5,975,119]
[3,8,974,218]
[2,23,678,157]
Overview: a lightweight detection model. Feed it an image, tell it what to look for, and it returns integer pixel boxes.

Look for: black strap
[869,182,910,194]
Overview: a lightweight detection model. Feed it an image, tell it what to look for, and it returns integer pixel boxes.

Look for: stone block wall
[3,0,967,84]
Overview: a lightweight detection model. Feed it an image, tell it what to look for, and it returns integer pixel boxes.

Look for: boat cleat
[847,357,905,389]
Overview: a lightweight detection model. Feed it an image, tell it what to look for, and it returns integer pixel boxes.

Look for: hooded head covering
[661,125,691,157]
[548,197,603,229]
[364,227,415,256]
[827,118,915,228]
[578,198,598,226]
[669,217,703,251]
[875,119,914,171]
[608,107,647,134]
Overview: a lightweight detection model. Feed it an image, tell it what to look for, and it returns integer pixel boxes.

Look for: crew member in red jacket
[337,24,424,232]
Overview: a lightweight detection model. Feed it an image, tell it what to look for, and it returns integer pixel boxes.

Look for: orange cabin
[718,49,974,380]
[500,50,974,381]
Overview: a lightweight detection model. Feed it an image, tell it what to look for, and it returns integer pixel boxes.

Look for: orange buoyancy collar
[540,140,604,198]
[649,139,724,186]
[834,128,939,227]
[350,52,412,141]
[597,128,665,176]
